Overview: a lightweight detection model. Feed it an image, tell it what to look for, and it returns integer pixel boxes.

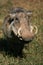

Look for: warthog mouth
[17,24,38,41]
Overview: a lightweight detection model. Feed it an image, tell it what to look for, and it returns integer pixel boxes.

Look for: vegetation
[0,0,43,65]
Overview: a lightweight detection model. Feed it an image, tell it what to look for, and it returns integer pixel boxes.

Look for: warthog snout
[18,25,38,41]
[3,7,38,41]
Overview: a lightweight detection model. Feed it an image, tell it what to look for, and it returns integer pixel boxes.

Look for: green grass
[0,0,43,65]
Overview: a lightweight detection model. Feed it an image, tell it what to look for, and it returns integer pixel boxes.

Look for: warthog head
[3,7,38,42]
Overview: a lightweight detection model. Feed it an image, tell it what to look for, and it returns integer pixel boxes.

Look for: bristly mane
[10,7,27,13]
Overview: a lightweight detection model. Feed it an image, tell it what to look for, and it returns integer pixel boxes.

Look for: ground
[0,0,43,65]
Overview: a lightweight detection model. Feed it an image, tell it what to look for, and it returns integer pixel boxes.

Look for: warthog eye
[15,17,18,21]
[8,18,14,24]
[15,17,20,23]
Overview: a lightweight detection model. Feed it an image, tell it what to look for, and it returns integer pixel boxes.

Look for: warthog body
[3,7,38,42]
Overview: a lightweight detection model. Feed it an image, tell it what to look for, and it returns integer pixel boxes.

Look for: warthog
[3,7,38,42]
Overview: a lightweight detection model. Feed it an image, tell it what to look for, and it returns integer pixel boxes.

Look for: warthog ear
[27,11,32,16]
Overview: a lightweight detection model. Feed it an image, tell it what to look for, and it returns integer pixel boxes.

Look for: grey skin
[3,7,38,41]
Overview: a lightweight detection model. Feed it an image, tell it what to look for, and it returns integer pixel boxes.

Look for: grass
[0,0,43,65]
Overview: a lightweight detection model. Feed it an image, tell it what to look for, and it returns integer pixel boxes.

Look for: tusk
[8,21,18,35]
[18,27,23,40]
[33,25,38,35]
[18,27,21,37]
[8,21,14,29]
[12,26,17,35]
[30,25,34,33]
[30,25,38,35]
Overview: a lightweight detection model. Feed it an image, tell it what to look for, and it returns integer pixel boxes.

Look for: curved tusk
[30,25,38,35]
[9,21,18,35]
[12,26,18,35]
[33,25,38,35]
[18,27,21,37]
[18,27,23,40]
[30,25,34,33]
[8,21,14,30]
